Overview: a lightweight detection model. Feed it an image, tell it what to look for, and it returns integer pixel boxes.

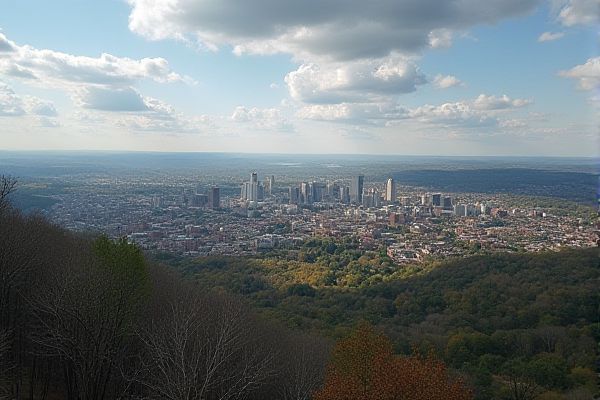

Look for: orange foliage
[314,323,473,400]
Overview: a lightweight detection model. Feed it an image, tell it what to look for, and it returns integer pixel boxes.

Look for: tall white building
[385,178,396,202]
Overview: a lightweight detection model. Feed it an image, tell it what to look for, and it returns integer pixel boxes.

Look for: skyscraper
[300,182,311,204]
[350,175,364,204]
[432,193,442,207]
[208,187,220,209]
[268,175,275,195]
[443,196,453,210]
[340,186,350,204]
[385,178,396,202]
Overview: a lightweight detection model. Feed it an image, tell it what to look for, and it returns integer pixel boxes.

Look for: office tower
[152,196,162,208]
[192,194,208,207]
[310,182,325,203]
[432,193,442,207]
[300,182,311,204]
[466,204,478,217]
[268,175,275,195]
[241,182,249,200]
[289,187,299,204]
[443,196,453,210]
[251,172,258,183]
[454,204,467,217]
[340,186,350,204]
[326,182,339,202]
[208,187,220,209]
[421,194,430,205]
[385,178,396,202]
[350,175,364,204]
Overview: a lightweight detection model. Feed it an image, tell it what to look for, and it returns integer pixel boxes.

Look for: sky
[0,0,598,156]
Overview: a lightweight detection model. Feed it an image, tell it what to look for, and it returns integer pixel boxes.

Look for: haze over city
[0,0,598,156]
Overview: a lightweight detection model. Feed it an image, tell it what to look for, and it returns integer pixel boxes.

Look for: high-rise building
[385,178,396,202]
[289,187,299,204]
[310,182,325,203]
[300,182,311,204]
[208,187,220,209]
[432,193,442,207]
[443,196,453,210]
[191,194,208,207]
[340,186,350,204]
[350,175,364,204]
[421,194,430,205]
[268,175,275,195]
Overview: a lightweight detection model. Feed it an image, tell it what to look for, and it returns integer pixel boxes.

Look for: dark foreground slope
[181,248,600,399]
[0,208,331,400]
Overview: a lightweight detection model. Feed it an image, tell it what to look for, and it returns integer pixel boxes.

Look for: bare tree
[137,272,273,400]
[0,175,16,213]
[0,329,12,399]
[274,332,330,400]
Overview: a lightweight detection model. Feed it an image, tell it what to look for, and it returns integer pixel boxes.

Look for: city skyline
[0,1,598,156]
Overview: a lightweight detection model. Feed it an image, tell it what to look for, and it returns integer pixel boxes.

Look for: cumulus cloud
[0,82,58,118]
[408,94,532,128]
[77,86,149,111]
[0,43,186,88]
[23,96,58,116]
[472,94,532,110]
[432,74,462,89]
[230,106,294,131]
[559,57,600,90]
[0,82,25,116]
[409,102,498,127]
[285,57,426,104]
[0,31,198,132]
[296,102,407,123]
[537,31,565,42]
[295,93,530,126]
[0,33,16,52]
[115,97,211,133]
[127,0,541,61]
[428,29,454,49]
[554,0,600,26]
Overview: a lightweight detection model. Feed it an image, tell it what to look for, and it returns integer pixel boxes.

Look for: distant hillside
[392,168,598,204]
[180,248,600,399]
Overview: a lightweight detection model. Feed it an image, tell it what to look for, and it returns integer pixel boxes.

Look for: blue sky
[0,0,598,156]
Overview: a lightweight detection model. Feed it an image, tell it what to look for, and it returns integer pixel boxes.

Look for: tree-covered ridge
[0,207,332,399]
[176,247,600,399]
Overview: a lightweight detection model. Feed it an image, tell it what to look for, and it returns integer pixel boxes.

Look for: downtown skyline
[0,0,598,156]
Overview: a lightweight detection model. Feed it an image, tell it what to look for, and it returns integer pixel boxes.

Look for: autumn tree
[314,323,473,400]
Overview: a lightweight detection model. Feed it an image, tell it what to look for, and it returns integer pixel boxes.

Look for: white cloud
[407,94,532,129]
[559,57,600,90]
[554,0,600,26]
[77,86,148,111]
[428,29,454,49]
[23,96,58,116]
[432,74,462,89]
[0,33,16,53]
[285,57,426,104]
[230,106,294,131]
[472,94,532,110]
[0,33,192,98]
[0,82,25,116]
[115,97,211,133]
[537,31,565,42]
[127,0,541,61]
[0,82,57,118]
[409,101,498,127]
[296,102,407,123]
